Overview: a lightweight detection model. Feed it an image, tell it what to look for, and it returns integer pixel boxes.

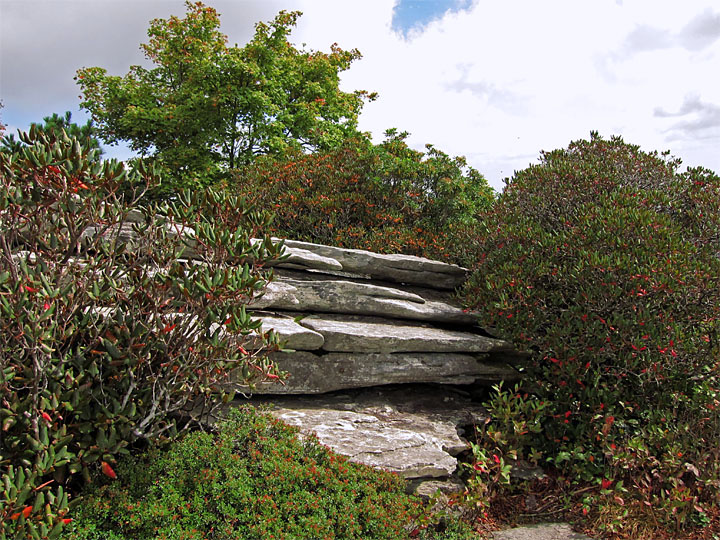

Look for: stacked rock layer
[234,240,525,484]
[245,239,521,395]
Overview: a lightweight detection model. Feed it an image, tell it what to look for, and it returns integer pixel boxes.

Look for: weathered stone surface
[251,315,324,351]
[492,523,593,540]
[250,270,477,324]
[407,476,466,499]
[244,351,520,394]
[299,314,513,354]
[275,239,468,289]
[243,385,488,479]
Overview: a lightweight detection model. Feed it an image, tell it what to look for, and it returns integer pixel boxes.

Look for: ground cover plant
[65,406,476,540]
[0,126,284,539]
[460,133,720,538]
[233,130,494,264]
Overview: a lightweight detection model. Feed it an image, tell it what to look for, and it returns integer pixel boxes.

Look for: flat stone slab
[275,239,468,290]
[300,314,512,354]
[251,269,477,324]
[492,523,593,540]
[252,315,324,350]
[243,351,519,394]
[238,385,488,479]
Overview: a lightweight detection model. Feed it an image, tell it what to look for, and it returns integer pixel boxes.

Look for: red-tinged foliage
[461,133,720,536]
[232,131,495,265]
[100,462,117,480]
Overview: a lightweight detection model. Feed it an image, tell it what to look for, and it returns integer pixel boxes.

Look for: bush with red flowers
[232,130,495,265]
[460,133,720,536]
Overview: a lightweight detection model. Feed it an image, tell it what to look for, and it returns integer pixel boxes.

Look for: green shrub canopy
[461,132,720,528]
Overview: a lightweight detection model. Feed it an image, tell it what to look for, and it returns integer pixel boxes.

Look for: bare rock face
[250,269,476,324]
[244,351,520,394]
[273,239,468,290]
[299,314,512,354]
[491,524,594,540]
[244,385,488,479]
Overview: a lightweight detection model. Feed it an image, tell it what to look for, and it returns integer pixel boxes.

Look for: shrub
[65,406,476,540]
[232,131,495,265]
[0,126,283,538]
[460,133,720,535]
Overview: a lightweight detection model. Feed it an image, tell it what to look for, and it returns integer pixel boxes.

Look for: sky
[1,0,720,192]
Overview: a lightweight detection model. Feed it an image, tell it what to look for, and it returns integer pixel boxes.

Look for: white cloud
[2,0,720,190]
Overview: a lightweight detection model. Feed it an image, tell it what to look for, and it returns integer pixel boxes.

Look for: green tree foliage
[0,126,283,538]
[460,133,720,535]
[0,111,102,157]
[233,130,495,264]
[77,1,374,187]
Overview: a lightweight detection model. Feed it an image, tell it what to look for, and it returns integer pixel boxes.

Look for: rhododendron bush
[0,127,281,538]
[461,133,720,535]
[233,131,495,264]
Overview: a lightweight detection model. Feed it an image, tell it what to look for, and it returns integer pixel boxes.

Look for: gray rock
[299,314,513,354]
[407,476,466,499]
[276,239,467,290]
[242,385,489,479]
[251,315,324,351]
[492,523,593,540]
[243,351,519,394]
[268,246,344,272]
[250,270,477,324]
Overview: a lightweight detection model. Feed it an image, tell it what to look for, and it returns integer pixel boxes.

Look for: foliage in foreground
[0,127,282,539]
[461,133,720,537]
[233,130,495,264]
[66,407,476,540]
[77,1,374,189]
[1,111,102,158]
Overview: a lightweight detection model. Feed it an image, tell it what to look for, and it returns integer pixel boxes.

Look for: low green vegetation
[65,407,475,540]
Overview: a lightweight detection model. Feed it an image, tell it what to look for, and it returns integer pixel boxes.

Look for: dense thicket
[233,131,495,264]
[461,133,720,535]
[0,127,282,538]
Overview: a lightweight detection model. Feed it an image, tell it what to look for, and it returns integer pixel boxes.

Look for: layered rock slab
[251,269,476,324]
[276,239,468,290]
[299,314,513,354]
[243,385,487,479]
[83,223,467,290]
[244,351,520,394]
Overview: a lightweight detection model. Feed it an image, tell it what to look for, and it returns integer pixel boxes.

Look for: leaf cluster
[0,126,282,538]
[460,133,720,535]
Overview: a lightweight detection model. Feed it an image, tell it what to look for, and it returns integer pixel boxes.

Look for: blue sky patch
[392,0,474,36]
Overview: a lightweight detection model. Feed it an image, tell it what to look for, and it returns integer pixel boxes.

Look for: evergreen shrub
[460,133,720,534]
[232,131,495,265]
[66,407,476,540]
[0,127,282,538]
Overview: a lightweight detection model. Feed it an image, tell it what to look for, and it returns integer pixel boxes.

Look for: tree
[77,2,375,186]
[0,111,102,157]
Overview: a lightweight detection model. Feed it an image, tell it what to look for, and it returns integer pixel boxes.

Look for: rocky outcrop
[239,243,521,395]
[248,385,488,479]
[229,240,525,494]
[85,218,523,493]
